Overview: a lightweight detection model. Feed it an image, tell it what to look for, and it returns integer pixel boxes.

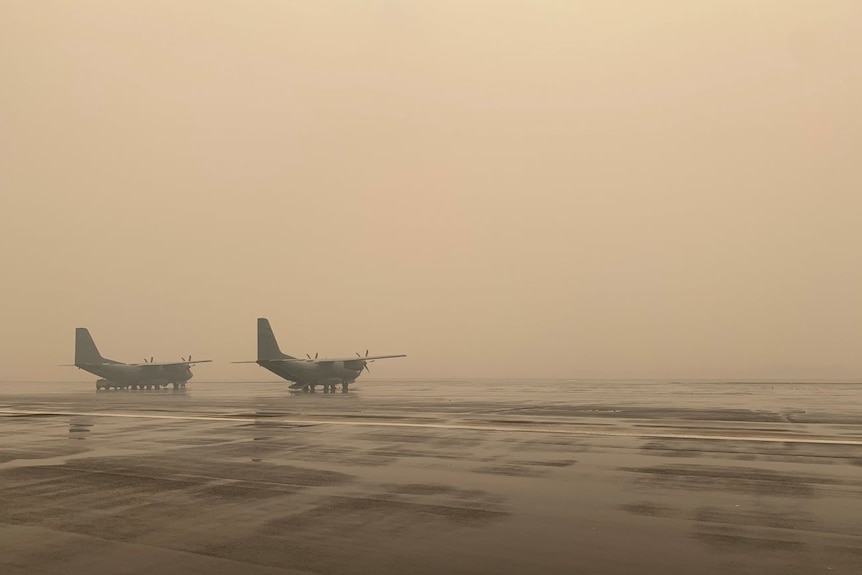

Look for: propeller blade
[365,349,369,357]
[356,352,361,358]
[364,363,371,373]
[306,354,311,360]
[315,352,318,359]
[150,356,153,363]
[188,355,192,362]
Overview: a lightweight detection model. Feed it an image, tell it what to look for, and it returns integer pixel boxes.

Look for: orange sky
[1,1,860,381]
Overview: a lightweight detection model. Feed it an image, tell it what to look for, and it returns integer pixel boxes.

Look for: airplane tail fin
[75,328,111,366]
[257,318,291,361]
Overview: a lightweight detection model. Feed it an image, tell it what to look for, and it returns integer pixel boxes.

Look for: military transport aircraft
[234,318,406,393]
[67,327,211,390]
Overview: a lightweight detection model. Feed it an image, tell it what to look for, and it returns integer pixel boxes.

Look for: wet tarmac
[1,380,861,574]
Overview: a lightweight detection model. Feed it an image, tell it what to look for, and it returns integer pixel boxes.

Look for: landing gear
[96,379,121,391]
[315,383,345,393]
[96,381,183,392]
[295,382,348,394]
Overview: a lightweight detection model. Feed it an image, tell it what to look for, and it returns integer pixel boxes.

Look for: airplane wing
[60,362,123,367]
[269,355,406,364]
[130,360,213,367]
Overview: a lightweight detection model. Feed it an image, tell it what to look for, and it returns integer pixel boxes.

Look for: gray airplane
[235,318,405,393]
[69,327,211,390]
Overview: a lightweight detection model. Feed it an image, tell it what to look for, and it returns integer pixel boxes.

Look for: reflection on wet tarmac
[68,418,93,440]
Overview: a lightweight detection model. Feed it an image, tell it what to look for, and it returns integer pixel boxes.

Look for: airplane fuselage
[76,362,194,387]
[257,359,364,387]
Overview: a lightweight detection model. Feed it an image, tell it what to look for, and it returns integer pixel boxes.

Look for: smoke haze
[1,1,860,381]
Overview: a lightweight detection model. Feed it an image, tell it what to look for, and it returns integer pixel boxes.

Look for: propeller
[356,350,371,372]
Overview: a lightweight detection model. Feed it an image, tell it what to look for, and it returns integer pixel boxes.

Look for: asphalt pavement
[1,380,860,574]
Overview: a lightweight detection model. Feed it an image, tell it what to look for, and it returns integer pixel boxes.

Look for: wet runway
[1,380,861,574]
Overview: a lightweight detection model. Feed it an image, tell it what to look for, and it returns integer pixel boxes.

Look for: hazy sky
[2,1,860,381]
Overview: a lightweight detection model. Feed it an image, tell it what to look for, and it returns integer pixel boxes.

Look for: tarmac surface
[1,380,861,574]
